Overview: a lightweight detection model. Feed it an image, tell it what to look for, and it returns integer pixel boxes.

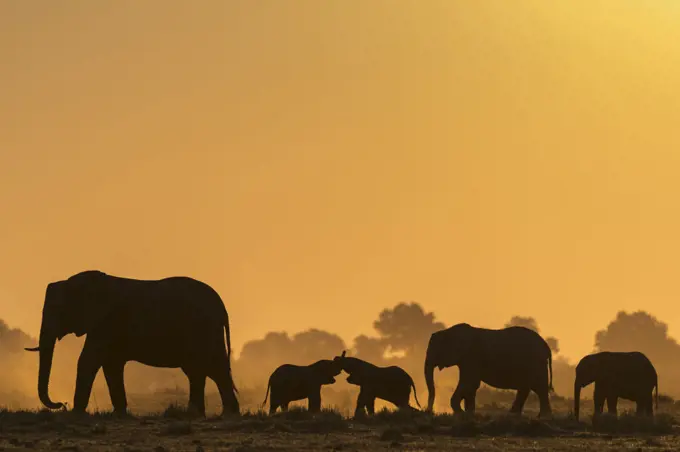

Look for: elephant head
[334,349,367,372]
[424,324,475,412]
[311,358,343,385]
[573,354,608,421]
[24,271,118,410]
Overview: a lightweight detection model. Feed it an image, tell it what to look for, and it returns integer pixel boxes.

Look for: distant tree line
[0,304,679,412]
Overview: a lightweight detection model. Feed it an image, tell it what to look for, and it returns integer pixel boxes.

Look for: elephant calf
[574,351,659,420]
[333,351,421,417]
[262,359,342,414]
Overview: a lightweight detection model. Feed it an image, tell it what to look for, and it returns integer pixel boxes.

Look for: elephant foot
[112,408,130,418]
[69,407,89,418]
[186,410,206,419]
[452,410,471,421]
[220,408,241,419]
[506,411,524,420]
[537,411,553,420]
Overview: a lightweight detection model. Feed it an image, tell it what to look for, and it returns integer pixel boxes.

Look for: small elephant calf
[262,359,342,414]
[574,351,659,420]
[333,351,421,417]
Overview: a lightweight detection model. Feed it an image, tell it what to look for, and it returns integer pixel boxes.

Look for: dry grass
[0,406,679,451]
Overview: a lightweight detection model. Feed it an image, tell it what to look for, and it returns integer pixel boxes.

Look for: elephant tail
[262,380,271,408]
[548,353,554,393]
[411,380,422,409]
[655,377,659,411]
[223,311,238,394]
[224,311,232,357]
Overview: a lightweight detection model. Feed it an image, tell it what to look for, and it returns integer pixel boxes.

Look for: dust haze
[2,303,679,415]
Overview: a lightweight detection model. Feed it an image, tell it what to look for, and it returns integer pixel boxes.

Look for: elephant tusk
[24,347,40,352]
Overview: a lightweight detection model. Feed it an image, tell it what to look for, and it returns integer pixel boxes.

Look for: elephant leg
[396,390,412,411]
[102,360,127,415]
[636,393,653,417]
[532,368,553,418]
[281,402,290,412]
[536,388,553,418]
[457,370,480,414]
[73,341,103,413]
[593,384,605,417]
[269,392,279,414]
[450,386,465,413]
[366,396,376,415]
[207,353,239,416]
[354,388,368,418]
[463,392,477,414]
[183,370,206,416]
[510,388,530,415]
[647,392,655,416]
[308,390,321,413]
[606,395,618,416]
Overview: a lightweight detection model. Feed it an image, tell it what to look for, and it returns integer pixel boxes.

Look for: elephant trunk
[37,331,65,410]
[425,360,436,412]
[574,381,582,421]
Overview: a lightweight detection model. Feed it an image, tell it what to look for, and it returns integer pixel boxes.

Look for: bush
[162,403,194,420]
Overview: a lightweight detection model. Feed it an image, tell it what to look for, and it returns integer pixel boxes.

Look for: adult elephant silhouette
[24,270,239,416]
[425,323,553,417]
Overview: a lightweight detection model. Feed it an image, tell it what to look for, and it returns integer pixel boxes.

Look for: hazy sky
[1,1,680,362]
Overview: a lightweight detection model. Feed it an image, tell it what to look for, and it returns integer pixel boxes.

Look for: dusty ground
[0,409,679,451]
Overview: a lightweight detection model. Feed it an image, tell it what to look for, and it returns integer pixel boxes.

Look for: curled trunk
[425,361,435,412]
[37,332,65,410]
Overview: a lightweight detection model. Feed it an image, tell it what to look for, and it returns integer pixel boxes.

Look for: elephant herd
[23,271,659,421]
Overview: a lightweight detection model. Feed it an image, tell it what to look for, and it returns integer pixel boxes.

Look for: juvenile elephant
[574,351,658,420]
[262,359,342,414]
[425,323,553,417]
[333,351,421,417]
[24,270,239,416]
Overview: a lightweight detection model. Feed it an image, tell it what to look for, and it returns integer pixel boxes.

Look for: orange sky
[1,1,680,363]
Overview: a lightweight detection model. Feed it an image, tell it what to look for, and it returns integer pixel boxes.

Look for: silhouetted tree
[372,302,446,356]
[0,319,33,354]
[546,337,560,355]
[239,332,294,368]
[293,329,346,361]
[235,329,347,387]
[505,316,539,333]
[595,311,679,355]
[350,301,448,404]
[352,334,387,365]
[594,310,680,398]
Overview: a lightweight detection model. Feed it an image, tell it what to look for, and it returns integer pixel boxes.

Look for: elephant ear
[451,323,477,363]
[67,271,119,337]
[42,281,69,338]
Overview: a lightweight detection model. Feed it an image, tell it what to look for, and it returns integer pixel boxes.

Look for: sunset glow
[2,1,680,368]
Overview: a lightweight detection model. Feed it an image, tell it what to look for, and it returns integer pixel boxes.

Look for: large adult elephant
[574,351,658,421]
[24,270,239,416]
[424,323,553,417]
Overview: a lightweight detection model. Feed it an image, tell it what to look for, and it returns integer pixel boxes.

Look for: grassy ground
[0,407,679,451]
